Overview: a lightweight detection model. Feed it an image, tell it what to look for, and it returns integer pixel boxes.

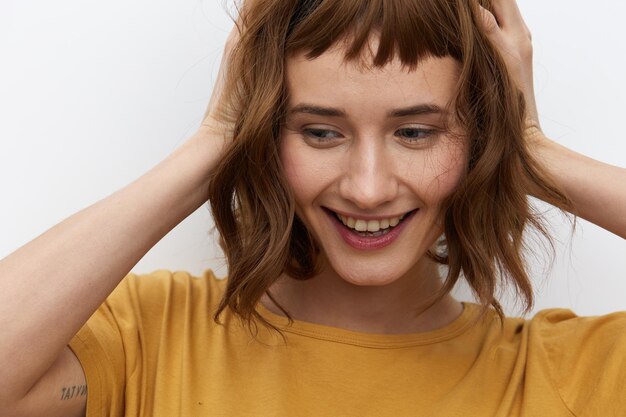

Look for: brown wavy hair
[206,0,576,335]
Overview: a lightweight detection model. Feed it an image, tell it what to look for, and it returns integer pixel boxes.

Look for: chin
[328,259,410,287]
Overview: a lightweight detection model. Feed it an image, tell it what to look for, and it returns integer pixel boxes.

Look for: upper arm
[10,346,87,417]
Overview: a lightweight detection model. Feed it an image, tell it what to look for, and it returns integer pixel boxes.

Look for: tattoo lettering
[60,384,87,400]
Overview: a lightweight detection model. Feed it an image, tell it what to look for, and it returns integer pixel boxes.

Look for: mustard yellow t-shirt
[68,269,626,417]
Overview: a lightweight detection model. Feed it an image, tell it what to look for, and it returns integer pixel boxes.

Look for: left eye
[395,128,437,142]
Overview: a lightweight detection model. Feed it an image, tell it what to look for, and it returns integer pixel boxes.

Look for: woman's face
[280,42,468,287]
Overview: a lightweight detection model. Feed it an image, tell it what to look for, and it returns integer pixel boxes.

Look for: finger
[477,4,510,50]
[477,5,522,62]
[477,5,501,35]
[490,0,527,32]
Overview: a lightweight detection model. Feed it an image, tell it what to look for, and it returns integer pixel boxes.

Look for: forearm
[532,135,626,239]
[0,127,225,403]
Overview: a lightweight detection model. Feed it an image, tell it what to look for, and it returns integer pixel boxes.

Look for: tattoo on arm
[60,384,88,401]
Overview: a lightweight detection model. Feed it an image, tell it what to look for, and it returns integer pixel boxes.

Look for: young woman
[1,0,625,416]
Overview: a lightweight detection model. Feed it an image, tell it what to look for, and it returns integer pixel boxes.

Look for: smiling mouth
[325,208,417,237]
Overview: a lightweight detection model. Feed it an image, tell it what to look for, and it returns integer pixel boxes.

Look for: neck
[260,259,463,334]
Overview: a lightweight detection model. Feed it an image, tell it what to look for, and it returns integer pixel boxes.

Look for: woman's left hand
[477,0,626,240]
[476,0,543,144]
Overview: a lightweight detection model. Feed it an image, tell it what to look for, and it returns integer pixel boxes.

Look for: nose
[338,138,399,210]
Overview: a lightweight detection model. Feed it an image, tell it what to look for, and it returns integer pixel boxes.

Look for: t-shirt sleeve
[68,269,191,417]
[535,308,626,416]
[68,273,134,417]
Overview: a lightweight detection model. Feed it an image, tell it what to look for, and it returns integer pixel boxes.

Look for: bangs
[285,0,464,71]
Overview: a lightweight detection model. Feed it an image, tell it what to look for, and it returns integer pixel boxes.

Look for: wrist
[164,127,229,209]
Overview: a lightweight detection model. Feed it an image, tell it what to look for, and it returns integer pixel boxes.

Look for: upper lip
[325,207,416,221]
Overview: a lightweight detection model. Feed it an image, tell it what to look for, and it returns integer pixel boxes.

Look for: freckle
[198,401,203,405]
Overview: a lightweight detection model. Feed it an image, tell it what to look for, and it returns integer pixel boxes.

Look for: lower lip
[325,209,418,251]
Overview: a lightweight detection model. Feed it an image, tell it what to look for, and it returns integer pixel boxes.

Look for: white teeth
[337,212,409,232]
[354,219,368,232]
[367,220,380,232]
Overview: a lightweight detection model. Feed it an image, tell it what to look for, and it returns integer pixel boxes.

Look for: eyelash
[302,128,438,144]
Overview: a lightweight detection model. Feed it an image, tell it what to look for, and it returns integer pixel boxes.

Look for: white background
[1,0,624,318]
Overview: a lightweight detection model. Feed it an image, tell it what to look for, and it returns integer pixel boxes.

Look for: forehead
[284,44,462,112]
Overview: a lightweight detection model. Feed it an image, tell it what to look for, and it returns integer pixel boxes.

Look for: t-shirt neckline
[255,300,482,348]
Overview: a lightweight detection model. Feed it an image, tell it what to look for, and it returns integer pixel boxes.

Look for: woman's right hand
[198,8,245,138]
[0,10,253,416]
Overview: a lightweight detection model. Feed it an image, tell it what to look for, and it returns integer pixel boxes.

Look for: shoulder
[104,269,227,322]
[527,307,626,356]
[475,306,626,415]
[111,268,226,300]
[68,269,228,416]
[530,306,626,336]
[527,307,626,414]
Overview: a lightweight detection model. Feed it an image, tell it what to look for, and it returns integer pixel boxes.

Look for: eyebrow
[287,102,447,118]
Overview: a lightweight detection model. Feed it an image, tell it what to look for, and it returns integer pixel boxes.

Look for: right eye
[301,128,342,144]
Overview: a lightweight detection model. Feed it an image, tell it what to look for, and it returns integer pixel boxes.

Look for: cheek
[279,137,334,205]
[409,140,467,204]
